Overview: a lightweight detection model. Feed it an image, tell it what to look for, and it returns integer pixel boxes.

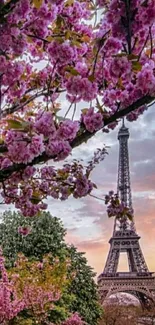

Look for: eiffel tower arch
[97,119,155,309]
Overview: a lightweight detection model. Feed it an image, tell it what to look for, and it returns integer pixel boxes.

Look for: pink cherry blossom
[18,226,31,236]
[66,76,98,102]
[57,120,79,141]
[46,139,72,160]
[63,313,84,325]
[34,111,56,137]
[81,108,104,133]
[48,41,77,65]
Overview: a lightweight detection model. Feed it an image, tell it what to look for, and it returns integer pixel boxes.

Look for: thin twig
[64,101,74,118]
[131,37,138,52]
[89,193,105,202]
[0,0,20,20]
[149,26,153,59]
[1,88,65,118]
[125,0,132,54]
[0,74,3,120]
[72,102,77,120]
[138,31,150,61]
[92,30,110,76]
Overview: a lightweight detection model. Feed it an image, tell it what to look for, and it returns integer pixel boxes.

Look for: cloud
[62,104,155,275]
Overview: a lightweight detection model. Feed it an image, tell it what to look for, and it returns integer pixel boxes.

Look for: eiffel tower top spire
[117,118,132,210]
[115,118,135,232]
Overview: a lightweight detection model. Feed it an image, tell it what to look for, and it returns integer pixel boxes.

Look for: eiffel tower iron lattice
[97,119,155,308]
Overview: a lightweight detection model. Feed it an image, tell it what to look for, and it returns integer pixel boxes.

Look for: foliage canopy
[0,210,102,325]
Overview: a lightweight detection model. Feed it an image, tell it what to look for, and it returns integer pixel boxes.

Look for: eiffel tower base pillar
[98,273,155,309]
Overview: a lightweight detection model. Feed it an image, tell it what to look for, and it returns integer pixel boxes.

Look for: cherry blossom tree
[0,0,155,217]
[9,253,70,324]
[0,249,85,325]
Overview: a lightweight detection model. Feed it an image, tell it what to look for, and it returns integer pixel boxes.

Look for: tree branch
[0,94,154,181]
[1,87,65,119]
[0,0,20,20]
[149,26,153,59]
[72,94,154,148]
[125,0,132,54]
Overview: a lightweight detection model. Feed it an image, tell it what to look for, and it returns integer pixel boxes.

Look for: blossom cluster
[2,112,80,164]
[0,0,154,215]
[96,0,155,115]
[105,191,133,220]
[0,158,101,217]
[0,105,106,216]
[0,250,25,323]
[0,250,85,324]
[62,313,84,325]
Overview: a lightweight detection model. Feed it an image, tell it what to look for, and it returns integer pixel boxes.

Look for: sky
[46,103,155,277]
[0,104,155,278]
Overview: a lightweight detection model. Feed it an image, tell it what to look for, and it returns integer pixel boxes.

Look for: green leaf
[128,54,138,61]
[81,108,88,115]
[65,67,80,76]
[126,212,133,221]
[56,16,63,29]
[65,31,71,40]
[88,74,95,82]
[33,0,43,9]
[113,53,127,58]
[30,193,41,204]
[92,183,97,189]
[71,40,82,47]
[46,36,54,42]
[65,0,74,6]
[132,61,142,72]
[7,119,28,131]
[30,198,41,204]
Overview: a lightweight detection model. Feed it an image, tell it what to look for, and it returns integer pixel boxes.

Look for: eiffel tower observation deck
[97,119,155,308]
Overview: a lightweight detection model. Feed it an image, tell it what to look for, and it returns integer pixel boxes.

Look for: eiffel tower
[97,119,155,308]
